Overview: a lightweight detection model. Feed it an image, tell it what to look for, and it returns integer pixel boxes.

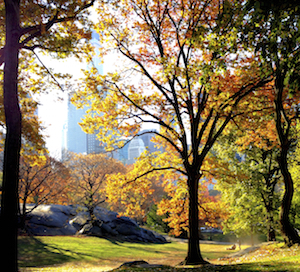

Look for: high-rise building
[62,94,104,155]
[125,129,163,164]
[127,138,146,165]
[63,97,88,154]
[139,129,163,154]
[62,31,103,156]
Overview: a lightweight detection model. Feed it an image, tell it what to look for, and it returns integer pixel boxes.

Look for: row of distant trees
[15,153,126,226]
[5,143,300,245]
[0,150,225,236]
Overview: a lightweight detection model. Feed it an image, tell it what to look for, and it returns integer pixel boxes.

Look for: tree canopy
[73,0,273,264]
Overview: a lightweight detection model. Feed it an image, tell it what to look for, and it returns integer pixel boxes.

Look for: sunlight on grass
[21,263,117,272]
[18,236,238,271]
[19,236,300,272]
[216,242,300,272]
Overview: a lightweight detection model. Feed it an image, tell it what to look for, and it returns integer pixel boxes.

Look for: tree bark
[278,150,300,246]
[274,74,300,246]
[265,204,276,242]
[0,0,21,270]
[183,172,208,265]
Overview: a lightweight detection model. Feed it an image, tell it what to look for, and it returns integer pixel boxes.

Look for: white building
[127,138,146,164]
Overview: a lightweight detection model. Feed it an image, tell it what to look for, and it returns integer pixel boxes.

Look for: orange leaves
[106,172,156,219]
[105,152,167,221]
[157,178,229,236]
[19,156,71,206]
[66,153,127,208]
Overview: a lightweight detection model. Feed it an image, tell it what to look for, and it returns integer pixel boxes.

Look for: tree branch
[0,0,95,66]
[124,166,187,186]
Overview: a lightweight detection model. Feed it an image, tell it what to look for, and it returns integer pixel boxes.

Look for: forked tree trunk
[0,0,21,271]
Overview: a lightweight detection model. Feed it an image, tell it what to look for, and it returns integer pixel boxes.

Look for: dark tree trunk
[274,74,300,246]
[262,182,277,242]
[265,204,276,242]
[278,151,300,246]
[19,194,29,230]
[268,227,276,242]
[183,172,208,265]
[87,196,96,224]
[0,0,21,270]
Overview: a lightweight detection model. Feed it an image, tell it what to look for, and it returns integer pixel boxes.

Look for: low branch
[124,166,187,186]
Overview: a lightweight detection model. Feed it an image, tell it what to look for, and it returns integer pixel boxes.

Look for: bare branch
[31,49,65,92]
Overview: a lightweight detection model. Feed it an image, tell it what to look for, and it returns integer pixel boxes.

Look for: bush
[146,204,170,234]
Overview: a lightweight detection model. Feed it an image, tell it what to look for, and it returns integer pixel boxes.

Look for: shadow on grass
[222,262,297,271]
[113,262,297,272]
[18,236,78,267]
[18,236,169,268]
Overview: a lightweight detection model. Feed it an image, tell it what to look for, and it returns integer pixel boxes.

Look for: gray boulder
[101,222,119,236]
[78,223,103,237]
[113,217,141,236]
[26,205,77,235]
[94,206,118,222]
[69,212,89,231]
[25,204,168,243]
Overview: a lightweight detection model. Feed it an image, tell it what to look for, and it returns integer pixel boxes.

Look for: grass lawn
[18,236,300,271]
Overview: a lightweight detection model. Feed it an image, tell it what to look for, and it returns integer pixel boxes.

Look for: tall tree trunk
[274,74,300,246]
[0,0,21,271]
[183,173,208,265]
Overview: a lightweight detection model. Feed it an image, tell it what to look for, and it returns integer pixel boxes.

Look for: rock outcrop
[25,204,167,244]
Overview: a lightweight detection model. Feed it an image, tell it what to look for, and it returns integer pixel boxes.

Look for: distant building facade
[125,129,163,164]
[127,138,146,165]
[62,95,104,155]
[63,98,87,154]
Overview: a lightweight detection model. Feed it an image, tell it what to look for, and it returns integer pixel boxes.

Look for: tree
[219,180,266,245]
[146,204,170,234]
[240,0,300,246]
[105,152,166,222]
[1,2,22,270]
[0,0,95,269]
[18,156,71,230]
[66,153,126,223]
[74,0,272,264]
[212,133,282,242]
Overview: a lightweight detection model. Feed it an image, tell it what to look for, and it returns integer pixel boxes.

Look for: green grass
[18,236,241,271]
[18,236,300,271]
[18,236,187,270]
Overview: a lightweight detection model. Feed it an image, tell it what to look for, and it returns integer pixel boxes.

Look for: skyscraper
[63,96,88,154]
[139,129,163,154]
[62,31,103,156]
[127,138,146,164]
